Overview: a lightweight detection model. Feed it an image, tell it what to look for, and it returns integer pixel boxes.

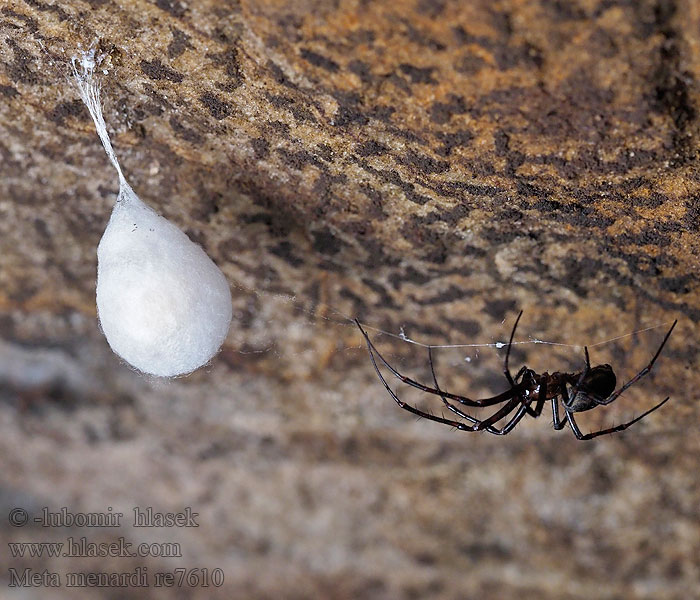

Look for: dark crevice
[645,0,697,165]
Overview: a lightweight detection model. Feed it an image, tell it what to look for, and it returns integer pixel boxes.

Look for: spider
[356,312,677,440]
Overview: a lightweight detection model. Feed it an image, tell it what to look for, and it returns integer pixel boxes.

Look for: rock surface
[1,0,698,598]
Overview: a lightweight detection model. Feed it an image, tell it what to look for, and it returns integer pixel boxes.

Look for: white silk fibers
[73,50,232,377]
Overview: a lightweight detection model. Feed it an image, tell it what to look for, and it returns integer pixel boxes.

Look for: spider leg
[552,381,581,428]
[475,396,523,430]
[567,397,670,440]
[502,311,547,419]
[359,324,527,434]
[564,411,586,439]
[553,383,571,431]
[560,380,591,437]
[560,375,670,440]
[513,366,528,383]
[565,347,591,410]
[552,399,567,430]
[363,332,527,433]
[428,347,502,434]
[495,403,531,434]
[525,377,547,418]
[361,326,484,430]
[427,347,533,435]
[355,320,516,407]
[503,310,524,385]
[447,391,528,435]
[473,400,531,435]
[597,320,677,406]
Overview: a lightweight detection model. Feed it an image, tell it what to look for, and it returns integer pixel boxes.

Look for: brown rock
[1,1,698,598]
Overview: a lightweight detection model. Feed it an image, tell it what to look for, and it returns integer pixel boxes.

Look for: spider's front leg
[358,323,491,430]
[428,347,501,434]
[355,320,517,408]
[357,320,529,435]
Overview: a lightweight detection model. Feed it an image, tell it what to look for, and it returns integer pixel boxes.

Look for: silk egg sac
[73,50,232,377]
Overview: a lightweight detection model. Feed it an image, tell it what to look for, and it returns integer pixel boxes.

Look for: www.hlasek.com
[6,507,224,589]
[8,536,181,559]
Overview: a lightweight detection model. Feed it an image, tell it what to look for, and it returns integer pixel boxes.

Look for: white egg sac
[73,50,232,377]
[96,183,232,377]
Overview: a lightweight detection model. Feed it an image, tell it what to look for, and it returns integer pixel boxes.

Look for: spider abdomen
[567,365,617,412]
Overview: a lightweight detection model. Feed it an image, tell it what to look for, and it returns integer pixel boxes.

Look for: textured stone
[1,1,699,598]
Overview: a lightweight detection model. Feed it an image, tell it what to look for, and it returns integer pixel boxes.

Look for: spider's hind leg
[565,397,670,440]
[564,346,591,410]
[597,319,677,406]
[560,373,670,440]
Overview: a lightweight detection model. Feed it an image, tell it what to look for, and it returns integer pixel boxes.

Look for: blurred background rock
[1,0,698,598]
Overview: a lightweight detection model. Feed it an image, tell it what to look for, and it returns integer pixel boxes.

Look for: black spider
[356,312,677,440]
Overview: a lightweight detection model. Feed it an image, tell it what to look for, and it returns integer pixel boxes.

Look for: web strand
[71,49,125,184]
[227,280,673,353]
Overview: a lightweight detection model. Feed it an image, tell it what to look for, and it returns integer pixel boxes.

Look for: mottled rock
[1,0,699,598]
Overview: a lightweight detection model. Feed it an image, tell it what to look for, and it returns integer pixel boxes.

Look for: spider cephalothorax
[356,312,676,440]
